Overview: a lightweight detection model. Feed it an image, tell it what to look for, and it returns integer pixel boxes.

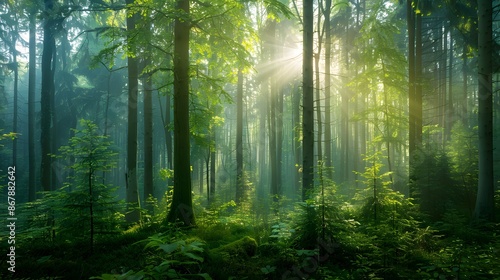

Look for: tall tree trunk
[324,0,332,179]
[210,132,215,199]
[167,0,195,226]
[462,44,468,126]
[408,0,422,191]
[447,28,454,139]
[415,9,422,152]
[302,0,314,200]
[28,10,37,201]
[166,93,173,170]
[11,33,18,168]
[236,67,244,203]
[293,83,301,197]
[144,70,154,209]
[407,0,415,168]
[474,0,494,222]
[126,0,140,223]
[266,20,278,201]
[41,0,56,192]
[315,53,322,163]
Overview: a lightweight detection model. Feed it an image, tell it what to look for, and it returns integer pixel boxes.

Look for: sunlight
[255,35,303,86]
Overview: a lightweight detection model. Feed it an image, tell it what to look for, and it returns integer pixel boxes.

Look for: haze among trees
[0,0,499,279]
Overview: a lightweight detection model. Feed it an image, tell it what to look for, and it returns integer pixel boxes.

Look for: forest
[0,0,499,279]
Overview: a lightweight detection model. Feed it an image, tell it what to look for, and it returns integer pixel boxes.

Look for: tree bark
[126,0,140,223]
[144,70,154,208]
[474,0,494,222]
[167,0,195,226]
[323,0,333,179]
[41,0,56,192]
[236,67,244,203]
[28,10,37,201]
[302,0,314,200]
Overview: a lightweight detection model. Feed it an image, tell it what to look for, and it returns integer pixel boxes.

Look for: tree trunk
[293,83,301,197]
[210,133,216,199]
[28,10,37,201]
[40,0,56,192]
[167,0,195,226]
[323,0,333,179]
[11,33,18,168]
[144,70,154,209]
[462,44,468,126]
[474,0,494,222]
[236,67,244,203]
[302,0,314,200]
[126,0,140,223]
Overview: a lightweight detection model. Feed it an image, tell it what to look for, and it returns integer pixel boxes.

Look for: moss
[205,236,258,278]
[212,236,257,258]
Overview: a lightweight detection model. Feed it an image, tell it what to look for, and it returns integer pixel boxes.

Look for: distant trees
[0,0,497,230]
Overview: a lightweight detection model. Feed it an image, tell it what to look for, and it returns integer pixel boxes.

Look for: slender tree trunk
[324,0,332,179]
[41,0,56,192]
[236,67,244,203]
[293,83,301,197]
[210,132,215,199]
[415,10,422,151]
[88,170,94,254]
[258,86,267,200]
[266,20,278,201]
[204,156,209,199]
[126,0,140,223]
[474,0,494,222]
[167,0,195,226]
[341,10,350,182]
[315,53,322,163]
[302,0,314,200]
[28,11,37,201]
[144,70,154,209]
[462,44,468,126]
[447,28,454,139]
[276,30,284,200]
[11,33,18,168]
[166,93,173,170]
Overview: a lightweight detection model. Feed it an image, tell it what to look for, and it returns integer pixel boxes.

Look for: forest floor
[2,210,500,280]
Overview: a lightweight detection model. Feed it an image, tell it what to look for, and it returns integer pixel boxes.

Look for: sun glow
[255,35,303,87]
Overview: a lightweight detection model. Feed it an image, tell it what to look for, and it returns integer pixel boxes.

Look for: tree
[323,0,333,179]
[125,0,140,223]
[236,67,244,203]
[167,0,195,226]
[303,0,314,200]
[28,5,37,201]
[40,0,57,192]
[57,119,121,255]
[474,0,494,222]
[406,0,423,195]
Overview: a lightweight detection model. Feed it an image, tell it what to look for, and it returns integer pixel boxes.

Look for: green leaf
[260,265,276,274]
[158,243,179,254]
[183,252,204,262]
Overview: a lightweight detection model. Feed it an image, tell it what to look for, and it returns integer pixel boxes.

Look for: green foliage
[92,233,211,280]
[446,122,478,215]
[410,147,456,221]
[354,149,413,224]
[19,120,124,246]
